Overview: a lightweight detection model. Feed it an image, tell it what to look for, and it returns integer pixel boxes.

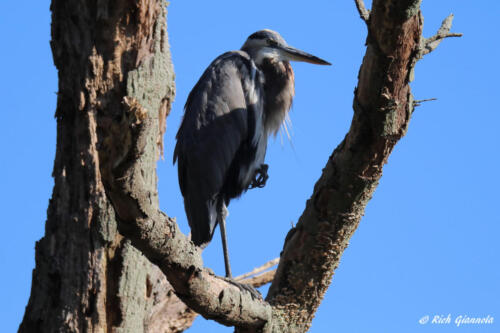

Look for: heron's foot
[248,164,269,189]
[223,277,263,300]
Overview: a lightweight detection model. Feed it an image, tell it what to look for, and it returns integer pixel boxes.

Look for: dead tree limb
[355,0,370,23]
[235,258,280,281]
[421,14,463,56]
[262,1,462,332]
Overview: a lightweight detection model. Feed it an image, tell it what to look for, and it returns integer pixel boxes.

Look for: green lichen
[404,0,422,20]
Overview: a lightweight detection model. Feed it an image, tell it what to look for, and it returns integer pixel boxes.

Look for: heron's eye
[267,39,278,47]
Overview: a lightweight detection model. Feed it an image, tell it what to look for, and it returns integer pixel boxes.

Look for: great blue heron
[174,29,330,278]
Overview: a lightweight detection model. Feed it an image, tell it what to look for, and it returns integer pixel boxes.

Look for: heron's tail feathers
[185,197,218,247]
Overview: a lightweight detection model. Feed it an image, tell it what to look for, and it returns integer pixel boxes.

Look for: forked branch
[421,14,462,56]
[106,113,272,329]
[103,1,462,332]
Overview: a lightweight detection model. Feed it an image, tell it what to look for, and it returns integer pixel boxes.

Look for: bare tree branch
[257,1,460,331]
[235,258,280,281]
[421,14,463,56]
[106,113,272,329]
[355,0,370,23]
[233,258,279,288]
[239,270,277,288]
[413,97,437,108]
[154,258,279,329]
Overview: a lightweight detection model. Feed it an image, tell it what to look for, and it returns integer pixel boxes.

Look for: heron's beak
[278,45,331,65]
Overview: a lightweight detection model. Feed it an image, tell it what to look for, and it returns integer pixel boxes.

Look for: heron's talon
[224,278,263,300]
[248,164,269,189]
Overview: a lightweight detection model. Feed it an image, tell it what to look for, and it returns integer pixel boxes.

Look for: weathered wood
[263,1,459,331]
[19,1,188,332]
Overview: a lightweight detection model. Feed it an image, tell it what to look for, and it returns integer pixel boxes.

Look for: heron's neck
[259,59,295,135]
[253,48,284,66]
[241,46,284,66]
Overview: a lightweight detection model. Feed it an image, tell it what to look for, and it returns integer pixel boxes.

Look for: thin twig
[239,270,277,288]
[421,14,463,56]
[354,0,370,23]
[235,258,279,281]
[413,98,437,107]
[425,32,463,45]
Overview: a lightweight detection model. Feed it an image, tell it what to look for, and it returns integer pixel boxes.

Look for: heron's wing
[173,51,264,245]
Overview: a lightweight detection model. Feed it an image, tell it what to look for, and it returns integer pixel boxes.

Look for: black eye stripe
[247,30,284,47]
[249,31,269,40]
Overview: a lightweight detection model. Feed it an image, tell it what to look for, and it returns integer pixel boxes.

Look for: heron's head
[241,29,331,66]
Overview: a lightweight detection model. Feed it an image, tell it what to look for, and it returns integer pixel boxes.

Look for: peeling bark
[19,1,194,332]
[263,1,459,331]
[265,0,424,329]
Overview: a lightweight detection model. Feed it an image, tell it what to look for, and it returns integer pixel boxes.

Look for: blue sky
[1,1,499,332]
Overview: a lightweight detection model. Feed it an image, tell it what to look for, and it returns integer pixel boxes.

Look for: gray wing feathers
[174,51,263,245]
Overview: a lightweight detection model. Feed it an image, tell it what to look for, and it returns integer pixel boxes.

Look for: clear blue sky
[1,1,498,332]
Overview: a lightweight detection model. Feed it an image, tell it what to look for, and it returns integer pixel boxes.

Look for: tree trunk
[19,1,196,332]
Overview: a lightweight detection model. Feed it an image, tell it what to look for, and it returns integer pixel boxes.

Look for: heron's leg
[248,163,269,189]
[216,200,262,299]
[217,200,232,278]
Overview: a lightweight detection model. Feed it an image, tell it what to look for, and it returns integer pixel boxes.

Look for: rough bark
[18,1,196,332]
[20,0,460,332]
[264,1,424,330]
[263,2,460,331]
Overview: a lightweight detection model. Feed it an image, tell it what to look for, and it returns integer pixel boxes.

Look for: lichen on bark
[19,1,194,332]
